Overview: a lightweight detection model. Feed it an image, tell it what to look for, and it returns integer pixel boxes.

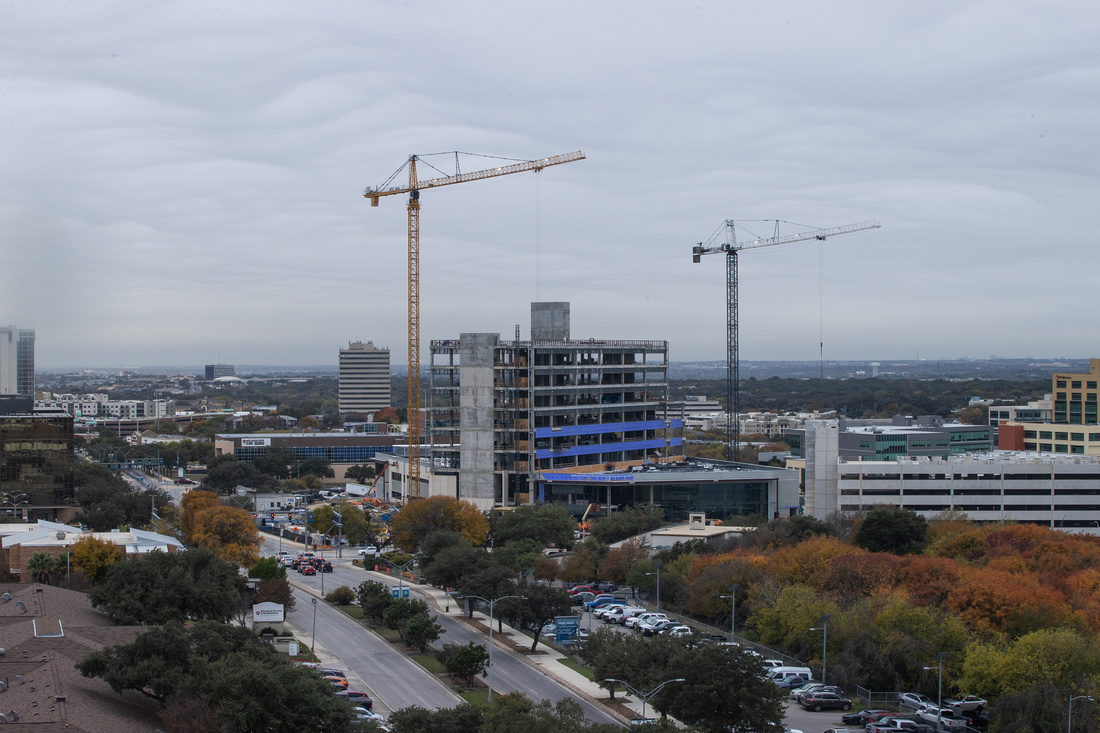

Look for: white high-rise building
[338,341,391,414]
[0,327,35,396]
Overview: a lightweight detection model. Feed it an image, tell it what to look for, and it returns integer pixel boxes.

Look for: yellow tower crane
[365,150,585,499]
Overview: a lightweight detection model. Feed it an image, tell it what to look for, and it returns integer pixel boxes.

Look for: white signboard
[253,602,285,623]
[242,438,271,447]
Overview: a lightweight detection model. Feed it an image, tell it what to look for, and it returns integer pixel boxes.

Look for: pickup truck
[918,706,968,730]
[867,721,935,733]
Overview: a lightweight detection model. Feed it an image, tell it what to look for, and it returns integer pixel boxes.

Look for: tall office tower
[0,327,35,396]
[430,302,675,509]
[205,364,235,380]
[339,341,391,414]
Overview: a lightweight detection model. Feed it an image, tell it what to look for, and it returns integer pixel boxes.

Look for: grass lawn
[556,656,596,681]
[411,654,446,674]
[458,687,490,706]
[376,628,403,644]
[335,605,365,620]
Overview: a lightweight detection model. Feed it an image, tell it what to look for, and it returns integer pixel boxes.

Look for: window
[1040,431,1053,439]
[1058,380,1067,388]
[1056,444,1069,453]
[1056,432,1069,441]
[1024,431,1037,438]
[1072,433,1085,441]
[1040,443,1053,452]
[1088,381,1097,390]
[1072,445,1085,454]
[1090,433,1100,442]
[1073,381,1082,389]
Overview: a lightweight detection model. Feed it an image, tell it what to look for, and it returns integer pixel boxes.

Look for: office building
[0,404,76,522]
[0,327,34,396]
[1052,360,1100,424]
[204,364,235,380]
[429,302,679,510]
[214,431,399,469]
[786,417,994,518]
[338,341,391,414]
[539,458,800,523]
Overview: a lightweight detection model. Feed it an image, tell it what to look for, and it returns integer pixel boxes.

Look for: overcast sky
[3,2,1098,370]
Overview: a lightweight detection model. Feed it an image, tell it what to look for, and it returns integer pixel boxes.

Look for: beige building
[338,341,391,414]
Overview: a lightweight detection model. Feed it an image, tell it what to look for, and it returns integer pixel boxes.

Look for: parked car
[584,595,617,610]
[605,606,645,624]
[319,668,346,679]
[773,674,812,690]
[571,592,596,606]
[336,691,373,709]
[918,706,968,730]
[663,625,693,637]
[642,619,681,636]
[867,720,935,733]
[593,604,625,620]
[944,695,987,712]
[567,585,595,596]
[625,612,666,629]
[899,692,933,711]
[841,710,889,726]
[323,675,349,689]
[800,692,852,712]
[794,684,843,704]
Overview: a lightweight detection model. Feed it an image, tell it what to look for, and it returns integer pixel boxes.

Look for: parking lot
[576,601,858,733]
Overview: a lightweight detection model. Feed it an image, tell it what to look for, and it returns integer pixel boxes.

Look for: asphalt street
[274,543,623,727]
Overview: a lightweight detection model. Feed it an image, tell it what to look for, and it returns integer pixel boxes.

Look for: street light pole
[646,561,662,610]
[310,597,318,663]
[810,614,831,685]
[1069,695,1093,733]
[923,651,950,714]
[463,594,525,701]
[718,583,740,640]
[604,678,686,721]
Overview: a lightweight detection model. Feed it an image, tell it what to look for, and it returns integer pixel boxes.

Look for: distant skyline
[4,2,1100,368]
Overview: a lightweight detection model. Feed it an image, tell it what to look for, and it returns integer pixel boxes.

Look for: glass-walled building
[0,407,76,521]
[539,458,800,523]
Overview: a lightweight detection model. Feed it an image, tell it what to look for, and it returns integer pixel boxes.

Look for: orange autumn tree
[180,490,259,567]
[389,496,489,551]
[945,567,1070,637]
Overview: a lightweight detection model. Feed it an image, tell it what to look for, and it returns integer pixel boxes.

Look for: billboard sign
[555,615,579,644]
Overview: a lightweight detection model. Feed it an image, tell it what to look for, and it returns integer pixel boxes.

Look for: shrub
[325,586,356,605]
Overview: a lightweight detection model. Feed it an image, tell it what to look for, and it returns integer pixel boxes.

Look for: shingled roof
[0,583,160,730]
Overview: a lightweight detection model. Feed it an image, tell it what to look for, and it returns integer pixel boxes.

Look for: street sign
[555,615,580,644]
[391,586,410,599]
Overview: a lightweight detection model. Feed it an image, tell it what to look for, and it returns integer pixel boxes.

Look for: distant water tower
[871,362,880,378]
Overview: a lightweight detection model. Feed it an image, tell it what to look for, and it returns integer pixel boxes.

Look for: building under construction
[429,302,680,510]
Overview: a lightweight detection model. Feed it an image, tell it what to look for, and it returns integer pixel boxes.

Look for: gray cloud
[2,1,1097,368]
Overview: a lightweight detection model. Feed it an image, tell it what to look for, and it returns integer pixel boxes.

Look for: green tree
[89,547,244,624]
[298,457,334,479]
[325,585,356,605]
[405,612,443,653]
[443,642,489,687]
[357,580,394,624]
[345,464,377,484]
[854,507,929,555]
[491,504,576,549]
[384,597,432,642]
[509,583,575,652]
[251,446,294,479]
[26,551,59,585]
[423,543,490,590]
[388,703,483,733]
[248,556,286,580]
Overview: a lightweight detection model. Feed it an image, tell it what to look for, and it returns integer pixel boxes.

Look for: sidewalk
[344,561,651,723]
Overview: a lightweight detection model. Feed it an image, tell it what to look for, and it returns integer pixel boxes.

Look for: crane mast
[366,151,585,499]
[692,219,880,464]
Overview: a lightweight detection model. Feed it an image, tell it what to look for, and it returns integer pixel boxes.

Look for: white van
[767,666,813,683]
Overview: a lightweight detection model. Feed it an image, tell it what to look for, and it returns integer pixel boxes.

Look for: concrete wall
[531,302,570,341]
[804,419,840,519]
[458,333,499,510]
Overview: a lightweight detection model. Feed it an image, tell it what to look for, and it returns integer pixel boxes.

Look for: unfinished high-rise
[429,303,678,509]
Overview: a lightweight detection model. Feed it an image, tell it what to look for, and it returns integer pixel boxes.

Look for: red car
[301,564,317,576]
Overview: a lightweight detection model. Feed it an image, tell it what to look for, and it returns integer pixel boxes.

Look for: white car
[605,606,645,624]
[664,625,693,637]
[625,612,666,629]
[899,692,933,711]
[593,604,625,620]
[357,546,380,556]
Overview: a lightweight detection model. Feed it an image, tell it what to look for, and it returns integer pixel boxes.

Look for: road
[274,543,624,727]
